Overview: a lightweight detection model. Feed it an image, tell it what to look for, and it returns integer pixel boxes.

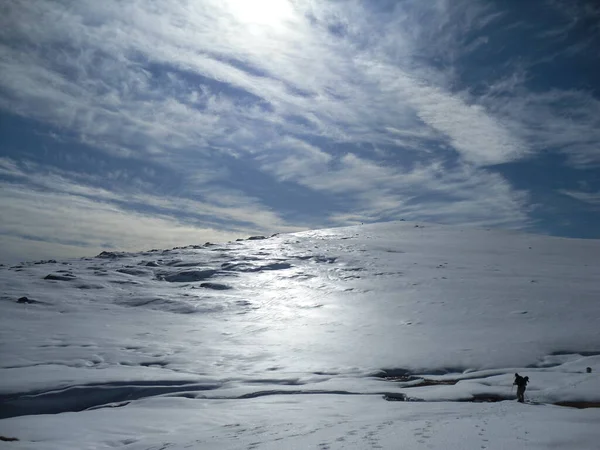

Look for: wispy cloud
[0,158,300,255]
[0,0,598,260]
[560,189,600,208]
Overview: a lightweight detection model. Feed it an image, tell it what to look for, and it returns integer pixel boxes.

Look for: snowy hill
[1,221,600,449]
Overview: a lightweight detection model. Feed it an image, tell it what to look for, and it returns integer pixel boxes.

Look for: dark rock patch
[313,256,337,263]
[0,436,19,442]
[116,297,199,314]
[247,235,267,240]
[96,251,129,259]
[44,273,76,281]
[257,262,291,271]
[372,368,411,379]
[169,261,204,268]
[76,284,105,290]
[200,282,232,290]
[550,350,600,357]
[116,268,150,276]
[221,262,239,269]
[554,401,600,409]
[382,393,409,402]
[458,393,510,403]
[17,296,33,304]
[158,269,217,282]
[34,259,57,265]
[139,360,169,368]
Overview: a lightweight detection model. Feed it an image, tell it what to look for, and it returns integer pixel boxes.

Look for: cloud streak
[0,0,598,261]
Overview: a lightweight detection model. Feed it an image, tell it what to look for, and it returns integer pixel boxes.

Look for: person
[514,373,529,403]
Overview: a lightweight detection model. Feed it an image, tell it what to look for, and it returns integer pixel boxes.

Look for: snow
[1,221,600,448]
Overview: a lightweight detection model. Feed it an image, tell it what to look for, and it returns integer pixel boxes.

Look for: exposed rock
[200,282,232,290]
[17,296,32,304]
[96,251,128,259]
[158,269,217,282]
[247,235,267,240]
[117,268,150,276]
[44,273,76,281]
[258,262,291,271]
[76,284,104,290]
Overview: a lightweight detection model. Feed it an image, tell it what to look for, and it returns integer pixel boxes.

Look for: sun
[226,0,294,27]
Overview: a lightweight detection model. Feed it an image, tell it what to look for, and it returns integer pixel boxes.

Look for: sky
[0,0,599,263]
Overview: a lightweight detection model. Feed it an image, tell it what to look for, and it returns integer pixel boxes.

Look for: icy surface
[1,221,600,448]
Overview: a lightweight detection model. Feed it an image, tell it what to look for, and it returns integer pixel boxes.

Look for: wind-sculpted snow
[1,221,600,448]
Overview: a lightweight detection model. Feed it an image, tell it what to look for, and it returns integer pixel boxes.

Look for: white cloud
[0,182,300,264]
[480,88,600,167]
[2,0,593,261]
[560,190,600,208]
[0,159,303,263]
[259,137,332,182]
[0,185,238,254]
[0,0,532,164]
[259,144,529,228]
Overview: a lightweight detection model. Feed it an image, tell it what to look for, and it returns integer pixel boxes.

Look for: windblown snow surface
[1,222,600,449]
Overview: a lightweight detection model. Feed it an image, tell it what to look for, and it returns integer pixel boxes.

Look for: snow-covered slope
[1,221,599,449]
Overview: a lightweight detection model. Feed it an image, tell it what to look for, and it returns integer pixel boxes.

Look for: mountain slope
[1,221,599,448]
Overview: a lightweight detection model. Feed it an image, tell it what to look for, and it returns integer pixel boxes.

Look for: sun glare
[227,0,294,27]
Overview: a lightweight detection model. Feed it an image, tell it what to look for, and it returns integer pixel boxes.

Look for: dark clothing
[514,373,529,403]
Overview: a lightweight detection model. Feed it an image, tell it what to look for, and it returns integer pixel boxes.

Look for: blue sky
[1,0,599,263]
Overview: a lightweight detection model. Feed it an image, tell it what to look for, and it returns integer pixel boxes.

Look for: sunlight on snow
[1,222,600,448]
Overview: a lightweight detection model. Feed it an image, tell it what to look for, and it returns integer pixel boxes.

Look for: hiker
[514,373,529,403]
